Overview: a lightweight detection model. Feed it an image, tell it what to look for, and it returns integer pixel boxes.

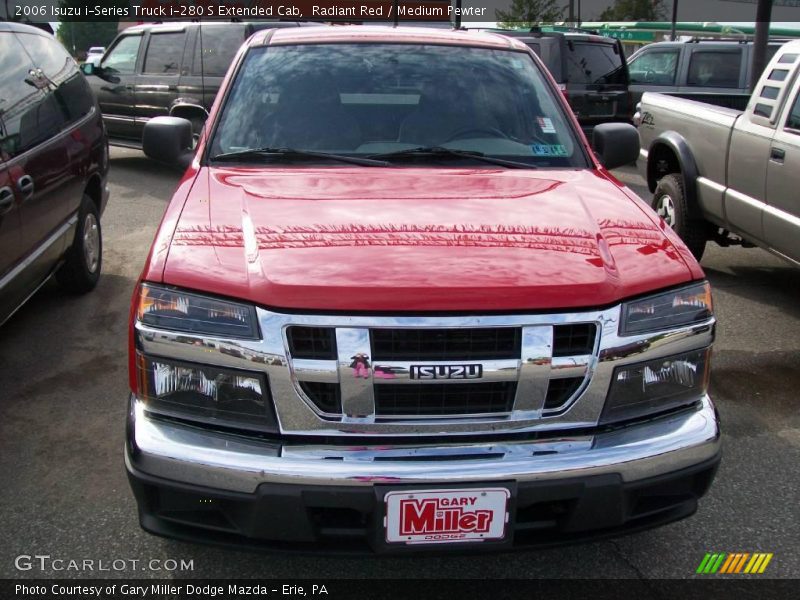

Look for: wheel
[445,127,509,142]
[652,173,707,261]
[56,193,102,293]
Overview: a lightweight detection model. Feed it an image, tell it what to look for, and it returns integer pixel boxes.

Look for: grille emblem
[409,364,483,380]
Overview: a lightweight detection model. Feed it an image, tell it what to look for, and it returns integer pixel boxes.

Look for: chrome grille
[287,326,336,360]
[136,304,716,436]
[553,323,597,357]
[374,382,517,418]
[371,328,521,361]
[289,323,599,421]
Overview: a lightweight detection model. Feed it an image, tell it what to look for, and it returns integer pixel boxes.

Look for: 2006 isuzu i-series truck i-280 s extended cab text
[126,26,720,553]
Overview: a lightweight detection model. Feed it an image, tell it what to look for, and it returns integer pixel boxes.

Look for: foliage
[598,0,668,21]
[496,0,566,29]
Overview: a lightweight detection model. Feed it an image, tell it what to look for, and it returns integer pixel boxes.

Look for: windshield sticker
[537,117,556,134]
[531,144,568,157]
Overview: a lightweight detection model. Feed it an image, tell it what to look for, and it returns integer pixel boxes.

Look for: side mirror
[592,123,640,170]
[80,62,95,76]
[143,116,194,169]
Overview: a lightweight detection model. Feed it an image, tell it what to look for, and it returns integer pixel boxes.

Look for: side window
[143,33,185,75]
[0,33,56,159]
[15,32,94,125]
[629,50,680,85]
[101,35,142,75]
[192,26,245,77]
[687,50,742,88]
[785,91,800,132]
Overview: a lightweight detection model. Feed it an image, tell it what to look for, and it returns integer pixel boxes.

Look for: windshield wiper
[368,147,535,169]
[210,147,390,167]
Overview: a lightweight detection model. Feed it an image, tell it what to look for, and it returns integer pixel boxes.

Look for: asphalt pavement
[0,151,798,579]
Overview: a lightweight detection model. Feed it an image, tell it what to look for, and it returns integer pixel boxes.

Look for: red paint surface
[141,166,698,312]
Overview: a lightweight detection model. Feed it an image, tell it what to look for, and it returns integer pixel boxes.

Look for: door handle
[16,175,34,199]
[770,147,785,163]
[0,186,14,215]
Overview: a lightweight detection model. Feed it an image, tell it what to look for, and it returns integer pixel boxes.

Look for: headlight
[600,348,710,425]
[621,282,712,335]
[136,354,277,431]
[137,284,259,339]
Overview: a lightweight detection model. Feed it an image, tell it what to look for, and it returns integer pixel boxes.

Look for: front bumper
[126,394,720,552]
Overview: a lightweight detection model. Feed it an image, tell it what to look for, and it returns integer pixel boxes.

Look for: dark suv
[483,29,633,135]
[82,21,317,147]
[0,22,109,325]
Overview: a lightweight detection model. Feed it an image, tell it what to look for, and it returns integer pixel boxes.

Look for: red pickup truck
[126,26,720,553]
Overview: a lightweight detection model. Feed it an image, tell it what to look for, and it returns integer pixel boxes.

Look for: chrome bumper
[126,395,720,494]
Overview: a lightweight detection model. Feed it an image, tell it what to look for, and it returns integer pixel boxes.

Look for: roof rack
[687,37,750,43]
[531,26,601,36]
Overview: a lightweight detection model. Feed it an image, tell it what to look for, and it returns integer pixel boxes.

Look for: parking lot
[1,148,798,579]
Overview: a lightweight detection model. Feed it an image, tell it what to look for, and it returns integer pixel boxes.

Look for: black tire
[652,173,708,261]
[56,194,102,294]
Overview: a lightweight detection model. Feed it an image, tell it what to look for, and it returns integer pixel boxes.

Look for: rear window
[565,42,626,85]
[193,25,245,77]
[687,51,742,88]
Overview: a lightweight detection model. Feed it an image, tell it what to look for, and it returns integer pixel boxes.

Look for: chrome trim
[0,215,78,293]
[291,359,338,383]
[134,304,715,437]
[336,328,374,420]
[697,176,726,194]
[371,359,518,384]
[512,325,553,416]
[127,395,721,493]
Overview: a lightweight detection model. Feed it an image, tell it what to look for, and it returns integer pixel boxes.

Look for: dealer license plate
[384,488,510,545]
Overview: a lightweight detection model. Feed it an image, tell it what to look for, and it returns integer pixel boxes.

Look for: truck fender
[646,131,703,220]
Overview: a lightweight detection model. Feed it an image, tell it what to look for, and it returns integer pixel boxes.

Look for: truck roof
[254,25,530,51]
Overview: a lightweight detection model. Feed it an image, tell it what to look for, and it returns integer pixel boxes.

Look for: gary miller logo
[697,552,773,574]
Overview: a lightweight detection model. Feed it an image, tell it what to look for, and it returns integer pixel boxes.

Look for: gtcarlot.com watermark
[14,554,194,572]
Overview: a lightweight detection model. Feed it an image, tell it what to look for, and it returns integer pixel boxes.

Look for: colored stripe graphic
[719,553,737,574]
[700,552,774,574]
[696,553,713,574]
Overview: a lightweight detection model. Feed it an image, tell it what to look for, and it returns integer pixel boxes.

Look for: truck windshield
[209,43,587,168]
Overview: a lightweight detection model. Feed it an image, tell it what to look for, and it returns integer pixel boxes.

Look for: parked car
[84,45,105,67]
[481,28,633,136]
[81,21,317,148]
[628,38,784,110]
[126,26,720,553]
[0,22,109,325]
[637,40,800,263]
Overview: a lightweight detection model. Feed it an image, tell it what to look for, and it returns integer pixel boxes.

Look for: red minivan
[0,22,109,325]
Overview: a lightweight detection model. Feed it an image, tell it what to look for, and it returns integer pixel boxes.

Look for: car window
[143,32,185,75]
[210,44,586,168]
[15,32,94,125]
[565,42,626,85]
[193,25,245,77]
[0,33,61,159]
[687,50,742,88]
[101,35,142,75]
[629,50,679,85]
[785,91,800,132]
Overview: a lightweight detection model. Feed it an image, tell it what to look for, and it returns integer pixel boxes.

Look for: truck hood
[159,167,696,311]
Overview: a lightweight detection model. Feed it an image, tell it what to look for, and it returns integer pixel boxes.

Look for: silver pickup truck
[637,40,800,263]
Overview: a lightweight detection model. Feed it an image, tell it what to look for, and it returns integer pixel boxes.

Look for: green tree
[55,0,127,58]
[598,0,667,21]
[496,0,566,29]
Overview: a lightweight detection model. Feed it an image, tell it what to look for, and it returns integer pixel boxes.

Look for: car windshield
[209,43,586,168]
